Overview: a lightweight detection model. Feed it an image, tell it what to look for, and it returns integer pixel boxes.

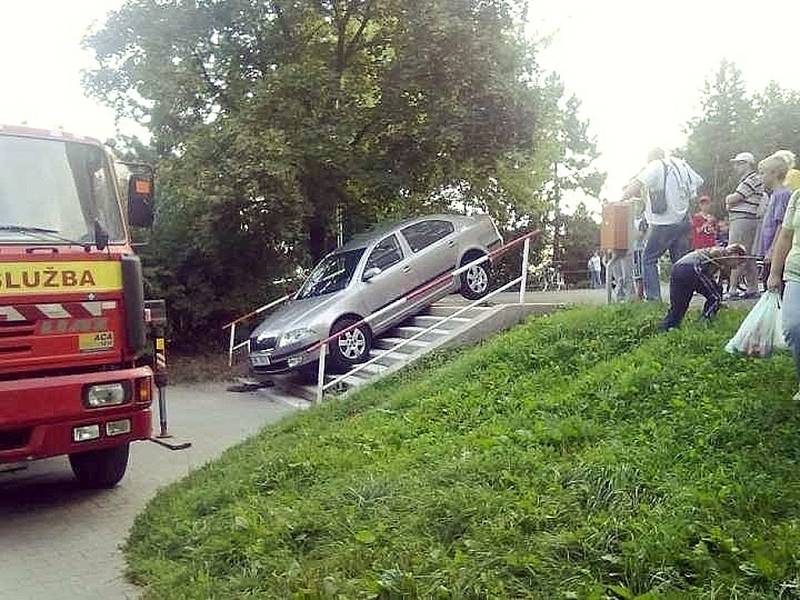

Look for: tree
[683,60,755,202]
[559,202,599,284]
[683,61,800,209]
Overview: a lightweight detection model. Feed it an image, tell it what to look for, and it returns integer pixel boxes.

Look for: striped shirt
[729,171,766,218]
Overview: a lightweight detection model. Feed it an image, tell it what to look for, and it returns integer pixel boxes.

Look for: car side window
[401,220,455,253]
[365,234,404,273]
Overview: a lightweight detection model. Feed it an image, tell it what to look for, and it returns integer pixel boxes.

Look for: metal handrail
[306,230,541,357]
[224,293,293,366]
[322,273,525,394]
[312,230,541,402]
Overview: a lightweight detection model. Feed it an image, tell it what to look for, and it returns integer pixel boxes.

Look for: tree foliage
[85,0,601,342]
[683,60,800,204]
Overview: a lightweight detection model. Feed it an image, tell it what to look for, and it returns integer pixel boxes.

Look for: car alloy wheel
[338,328,367,360]
[466,265,488,295]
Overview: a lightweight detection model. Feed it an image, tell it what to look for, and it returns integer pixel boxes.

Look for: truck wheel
[69,443,130,489]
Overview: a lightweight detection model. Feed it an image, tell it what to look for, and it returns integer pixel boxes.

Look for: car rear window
[401,220,454,253]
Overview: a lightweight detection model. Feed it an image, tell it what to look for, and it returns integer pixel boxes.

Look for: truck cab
[0,124,156,488]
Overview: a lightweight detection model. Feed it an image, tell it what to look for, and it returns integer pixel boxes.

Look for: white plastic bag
[725,291,788,357]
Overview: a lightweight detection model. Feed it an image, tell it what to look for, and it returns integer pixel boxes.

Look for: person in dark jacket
[661,243,748,330]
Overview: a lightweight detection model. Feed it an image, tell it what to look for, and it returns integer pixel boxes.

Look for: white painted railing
[222,293,293,366]
[310,231,540,403]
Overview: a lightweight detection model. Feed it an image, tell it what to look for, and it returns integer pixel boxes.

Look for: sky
[2,0,799,216]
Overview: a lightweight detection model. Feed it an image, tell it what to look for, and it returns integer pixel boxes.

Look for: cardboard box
[601,202,634,250]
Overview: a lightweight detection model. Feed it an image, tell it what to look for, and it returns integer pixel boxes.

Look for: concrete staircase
[262,302,499,406]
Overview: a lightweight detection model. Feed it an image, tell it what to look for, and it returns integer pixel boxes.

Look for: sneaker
[723,291,744,301]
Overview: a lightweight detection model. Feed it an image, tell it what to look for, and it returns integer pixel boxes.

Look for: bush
[125,304,800,598]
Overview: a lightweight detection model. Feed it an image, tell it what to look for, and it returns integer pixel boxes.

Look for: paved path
[0,384,294,600]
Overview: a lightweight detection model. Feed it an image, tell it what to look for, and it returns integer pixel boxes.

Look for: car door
[400,219,458,288]
[360,234,420,331]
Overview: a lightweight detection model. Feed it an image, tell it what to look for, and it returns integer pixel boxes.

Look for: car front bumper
[249,343,320,377]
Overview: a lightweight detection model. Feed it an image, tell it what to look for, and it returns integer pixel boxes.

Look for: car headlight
[277,328,317,349]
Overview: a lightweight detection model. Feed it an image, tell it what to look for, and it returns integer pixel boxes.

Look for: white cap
[731,152,756,164]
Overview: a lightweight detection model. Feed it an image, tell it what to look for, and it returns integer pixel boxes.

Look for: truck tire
[69,443,130,489]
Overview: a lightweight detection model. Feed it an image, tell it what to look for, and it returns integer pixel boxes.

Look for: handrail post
[228,323,236,367]
[519,237,530,304]
[316,343,327,404]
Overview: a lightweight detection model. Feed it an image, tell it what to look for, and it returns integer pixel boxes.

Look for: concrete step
[374,337,431,352]
[409,315,470,329]
[367,349,408,365]
[426,304,495,318]
[390,326,449,340]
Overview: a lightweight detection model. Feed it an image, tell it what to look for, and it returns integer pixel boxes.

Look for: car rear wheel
[460,255,491,300]
[69,443,130,489]
[328,318,371,373]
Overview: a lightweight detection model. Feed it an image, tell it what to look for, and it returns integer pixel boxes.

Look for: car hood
[251,293,343,340]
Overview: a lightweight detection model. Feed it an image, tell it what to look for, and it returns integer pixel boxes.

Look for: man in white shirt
[621,148,704,301]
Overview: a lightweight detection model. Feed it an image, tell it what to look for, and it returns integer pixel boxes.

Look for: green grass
[125,304,800,599]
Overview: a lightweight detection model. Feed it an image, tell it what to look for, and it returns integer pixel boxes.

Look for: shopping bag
[725,292,788,357]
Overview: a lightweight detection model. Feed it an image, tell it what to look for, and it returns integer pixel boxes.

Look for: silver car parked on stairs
[249,214,503,377]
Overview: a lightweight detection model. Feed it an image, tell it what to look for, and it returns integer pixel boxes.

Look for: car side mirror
[128,174,155,228]
[363,267,382,281]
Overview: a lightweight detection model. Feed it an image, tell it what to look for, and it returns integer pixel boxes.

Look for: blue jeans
[643,219,690,301]
[782,281,800,379]
[590,269,601,288]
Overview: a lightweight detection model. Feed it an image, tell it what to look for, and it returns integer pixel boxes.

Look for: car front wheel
[328,318,371,373]
[460,257,491,300]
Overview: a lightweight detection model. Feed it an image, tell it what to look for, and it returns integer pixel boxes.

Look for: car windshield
[296,249,365,299]
[0,135,125,244]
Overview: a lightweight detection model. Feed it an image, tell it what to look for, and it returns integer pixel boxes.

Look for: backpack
[649,160,670,214]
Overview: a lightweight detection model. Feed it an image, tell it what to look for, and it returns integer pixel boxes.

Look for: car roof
[335,214,467,253]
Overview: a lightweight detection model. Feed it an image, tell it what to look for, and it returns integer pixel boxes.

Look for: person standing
[691,195,718,249]
[621,148,704,301]
[588,251,602,288]
[774,150,800,193]
[758,153,792,285]
[767,189,800,399]
[726,151,765,299]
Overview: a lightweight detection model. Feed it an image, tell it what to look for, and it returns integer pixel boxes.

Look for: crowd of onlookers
[595,146,800,397]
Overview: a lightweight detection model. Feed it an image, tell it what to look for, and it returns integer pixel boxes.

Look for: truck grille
[0,427,31,452]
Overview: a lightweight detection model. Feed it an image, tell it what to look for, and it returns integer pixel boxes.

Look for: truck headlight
[84,383,128,408]
[277,328,316,349]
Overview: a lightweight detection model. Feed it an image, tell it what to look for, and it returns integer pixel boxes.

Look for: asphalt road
[0,384,295,600]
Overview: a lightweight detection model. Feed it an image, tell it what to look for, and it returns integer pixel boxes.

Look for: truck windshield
[296,250,365,299]
[0,135,125,244]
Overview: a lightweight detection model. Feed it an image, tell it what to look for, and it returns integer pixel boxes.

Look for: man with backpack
[621,148,704,301]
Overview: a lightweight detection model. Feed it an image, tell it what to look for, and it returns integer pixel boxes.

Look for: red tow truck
[0,124,167,488]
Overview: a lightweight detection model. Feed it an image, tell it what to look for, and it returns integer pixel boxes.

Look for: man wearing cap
[726,152,765,299]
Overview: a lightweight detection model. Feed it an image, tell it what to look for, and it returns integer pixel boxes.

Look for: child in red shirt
[691,195,718,249]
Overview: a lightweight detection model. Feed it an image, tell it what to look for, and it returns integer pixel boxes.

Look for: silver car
[249,214,502,376]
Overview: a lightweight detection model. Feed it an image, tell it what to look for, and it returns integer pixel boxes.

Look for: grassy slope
[126,305,800,599]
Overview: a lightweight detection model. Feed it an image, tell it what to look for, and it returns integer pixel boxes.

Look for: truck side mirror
[128,175,155,228]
